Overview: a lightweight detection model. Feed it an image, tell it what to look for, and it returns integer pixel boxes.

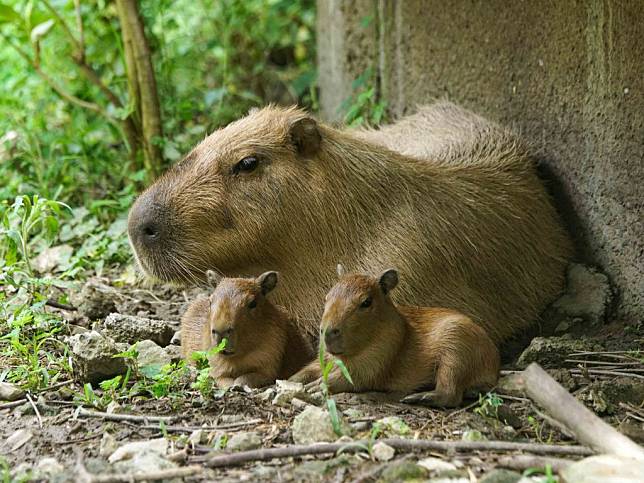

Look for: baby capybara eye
[232,156,259,174]
[360,297,372,308]
[248,298,257,309]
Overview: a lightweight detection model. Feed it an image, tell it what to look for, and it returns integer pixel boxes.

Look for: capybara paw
[401,390,461,408]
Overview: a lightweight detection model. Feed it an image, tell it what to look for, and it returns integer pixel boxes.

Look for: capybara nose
[325,328,340,344]
[140,220,160,243]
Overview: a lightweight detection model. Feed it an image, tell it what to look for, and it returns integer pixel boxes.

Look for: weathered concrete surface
[317,0,643,321]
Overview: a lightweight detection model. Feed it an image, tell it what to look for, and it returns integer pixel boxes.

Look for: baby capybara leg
[401,358,465,407]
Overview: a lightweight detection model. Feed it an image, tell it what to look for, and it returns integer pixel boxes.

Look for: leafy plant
[318,328,353,436]
[523,463,556,483]
[191,337,228,396]
[527,415,554,444]
[341,66,387,127]
[474,392,504,419]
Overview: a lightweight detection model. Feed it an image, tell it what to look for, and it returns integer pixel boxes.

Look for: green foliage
[318,328,353,436]
[474,392,504,419]
[342,66,387,127]
[191,337,228,396]
[527,414,554,444]
[523,464,556,482]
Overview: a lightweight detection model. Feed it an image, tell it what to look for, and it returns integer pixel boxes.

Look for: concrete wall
[317,0,643,321]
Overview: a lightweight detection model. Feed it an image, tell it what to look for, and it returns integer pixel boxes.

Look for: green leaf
[0,4,21,24]
[140,364,163,378]
[30,19,55,44]
[333,359,353,385]
[326,398,343,436]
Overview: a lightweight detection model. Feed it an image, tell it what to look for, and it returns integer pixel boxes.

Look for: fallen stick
[0,399,27,410]
[517,363,644,460]
[139,418,264,433]
[76,406,176,423]
[45,299,77,311]
[25,393,43,428]
[496,454,574,472]
[194,438,593,467]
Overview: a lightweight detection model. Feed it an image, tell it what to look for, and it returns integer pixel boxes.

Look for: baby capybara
[181,271,313,388]
[290,267,500,407]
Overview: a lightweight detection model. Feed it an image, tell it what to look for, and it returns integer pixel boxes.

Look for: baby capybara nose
[325,328,341,344]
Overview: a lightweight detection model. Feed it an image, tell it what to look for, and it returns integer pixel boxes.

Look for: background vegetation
[0,0,319,391]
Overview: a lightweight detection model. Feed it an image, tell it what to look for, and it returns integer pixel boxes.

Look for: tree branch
[41,0,82,53]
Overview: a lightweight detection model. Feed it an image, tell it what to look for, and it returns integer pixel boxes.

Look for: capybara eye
[360,297,372,308]
[248,298,257,309]
[233,156,259,174]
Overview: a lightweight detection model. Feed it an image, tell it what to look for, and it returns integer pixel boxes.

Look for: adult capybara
[290,267,500,407]
[128,101,572,344]
[180,271,313,388]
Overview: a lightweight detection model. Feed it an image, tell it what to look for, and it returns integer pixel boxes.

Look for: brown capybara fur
[129,101,573,345]
[180,271,314,388]
[290,269,500,407]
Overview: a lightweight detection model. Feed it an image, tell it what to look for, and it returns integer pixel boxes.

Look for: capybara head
[322,266,399,356]
[206,270,279,356]
[127,106,321,283]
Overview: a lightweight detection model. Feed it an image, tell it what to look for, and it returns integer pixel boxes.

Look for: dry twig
[193,438,593,467]
[517,363,644,460]
[25,393,43,428]
[76,407,176,423]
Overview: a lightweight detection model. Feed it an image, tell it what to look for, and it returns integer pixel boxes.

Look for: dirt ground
[2,277,642,482]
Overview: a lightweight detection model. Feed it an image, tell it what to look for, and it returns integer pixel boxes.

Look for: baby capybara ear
[378,269,399,295]
[257,271,279,295]
[206,270,222,288]
[289,117,320,157]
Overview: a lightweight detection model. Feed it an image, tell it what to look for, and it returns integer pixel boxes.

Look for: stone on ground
[376,416,411,437]
[372,441,395,461]
[291,405,352,444]
[67,330,126,384]
[100,313,176,347]
[71,276,117,320]
[561,454,644,482]
[108,438,168,463]
[226,431,262,451]
[516,334,602,369]
[0,381,25,401]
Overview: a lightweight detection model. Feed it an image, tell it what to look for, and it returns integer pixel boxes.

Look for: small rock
[291,397,308,409]
[170,330,181,345]
[108,438,168,463]
[226,431,262,451]
[112,450,176,475]
[34,458,64,478]
[105,400,121,414]
[551,264,612,326]
[351,421,370,432]
[294,455,350,479]
[561,454,644,482]
[2,428,33,452]
[372,441,395,461]
[343,408,366,419]
[582,377,644,415]
[516,335,602,369]
[164,344,182,362]
[258,387,276,401]
[188,429,205,446]
[101,313,176,347]
[99,432,118,458]
[291,406,352,444]
[480,469,522,483]
[417,456,457,472]
[462,430,486,441]
[67,330,126,384]
[496,374,525,398]
[0,381,25,401]
[375,416,411,437]
[136,339,172,374]
[378,460,427,482]
[272,379,319,406]
[33,244,74,273]
[71,277,117,320]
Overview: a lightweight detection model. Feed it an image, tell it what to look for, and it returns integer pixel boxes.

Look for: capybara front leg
[234,372,275,388]
[289,361,322,385]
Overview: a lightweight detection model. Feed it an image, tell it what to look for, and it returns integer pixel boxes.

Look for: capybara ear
[378,269,399,295]
[206,270,222,288]
[257,271,279,295]
[336,263,346,278]
[289,117,321,157]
